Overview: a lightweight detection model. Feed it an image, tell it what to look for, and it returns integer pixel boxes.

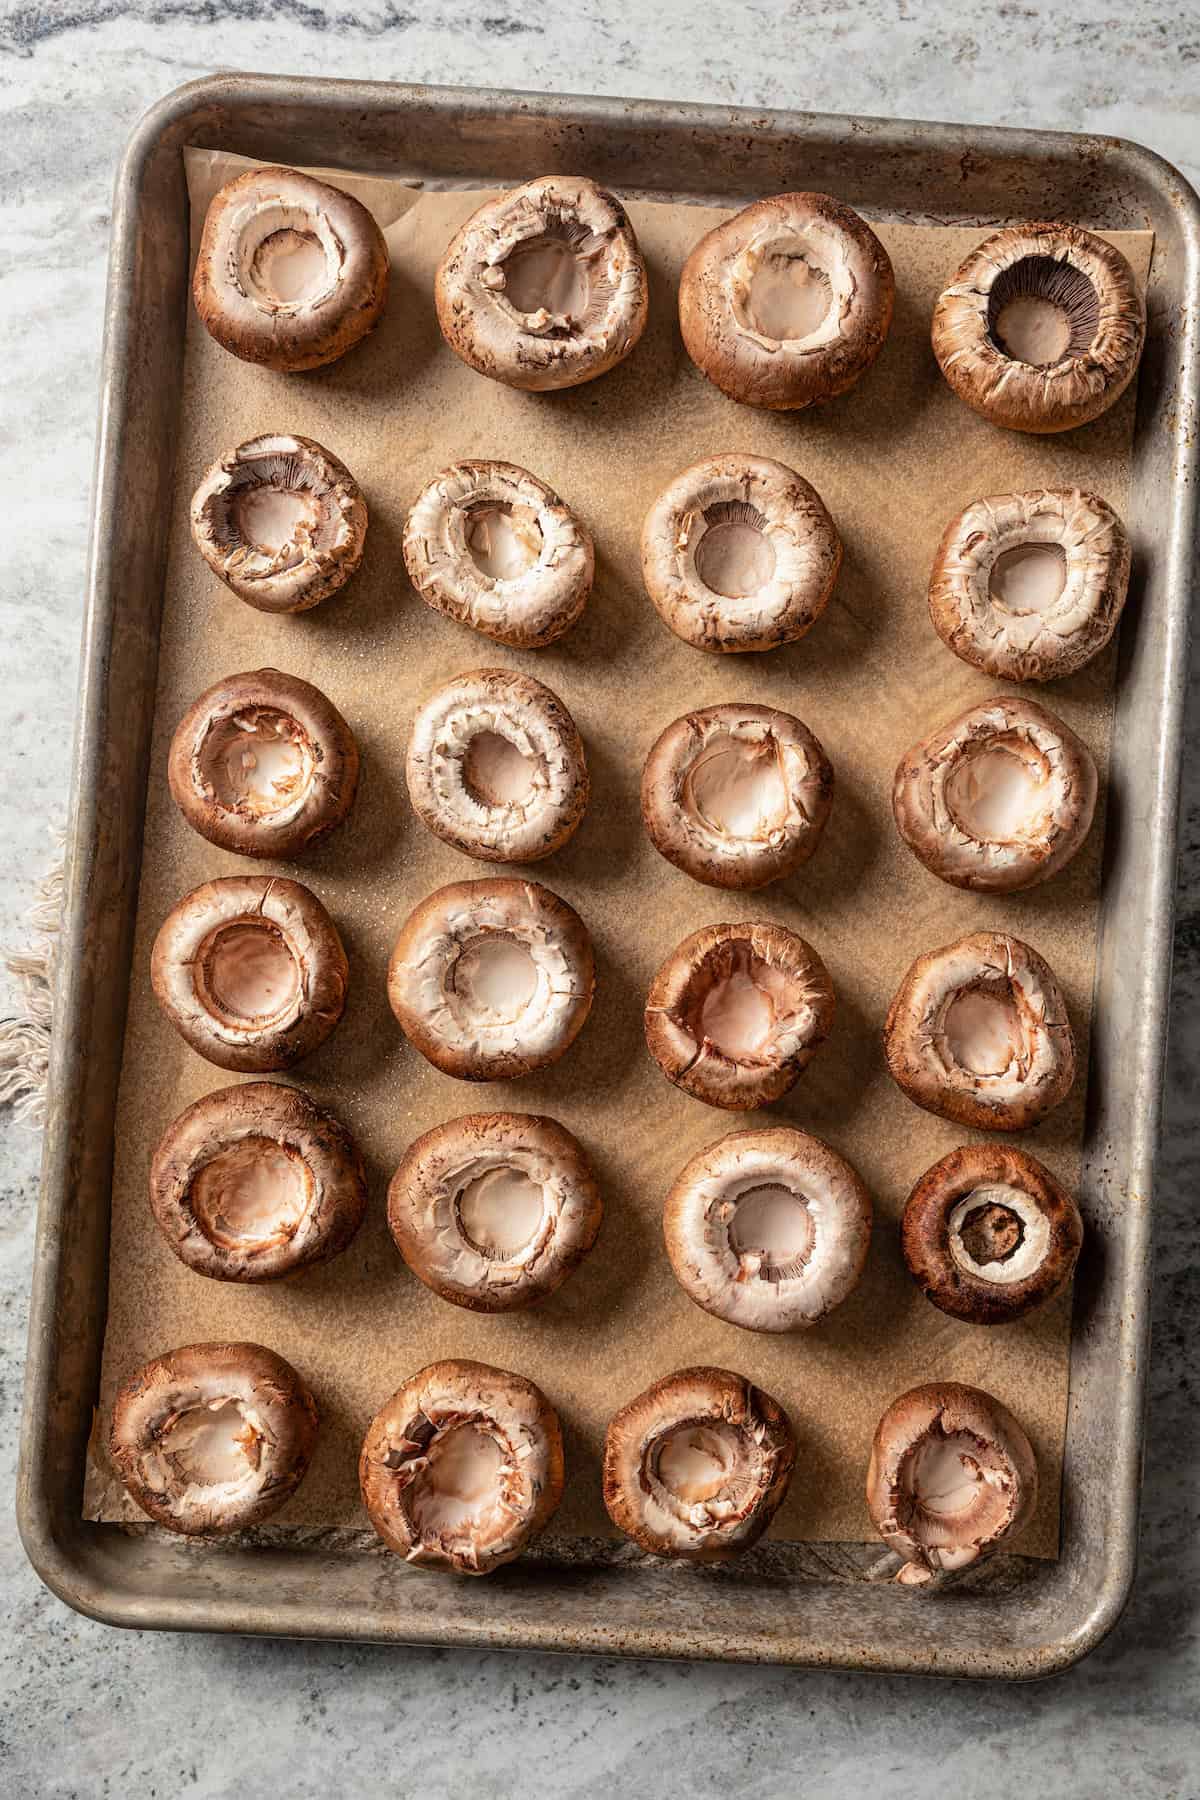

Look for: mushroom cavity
[149,1082,367,1282]
[928,488,1131,682]
[641,455,842,653]
[359,1358,564,1574]
[387,878,594,1081]
[642,702,833,889]
[193,165,389,372]
[406,669,589,863]
[602,1367,795,1560]
[893,696,1098,892]
[109,1341,318,1534]
[664,1127,872,1332]
[168,668,359,858]
[902,1144,1083,1325]
[434,177,648,391]
[885,932,1075,1131]
[931,224,1145,433]
[388,1111,602,1311]
[191,434,367,614]
[151,875,348,1073]
[404,461,594,648]
[645,921,835,1109]
[678,193,894,409]
[866,1382,1038,1585]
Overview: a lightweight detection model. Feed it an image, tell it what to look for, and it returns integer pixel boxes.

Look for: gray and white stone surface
[1,5,1197,1794]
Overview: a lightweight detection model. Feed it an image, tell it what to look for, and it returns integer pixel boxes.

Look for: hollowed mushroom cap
[193,165,389,372]
[928,488,1131,682]
[191,434,367,615]
[642,702,833,890]
[602,1366,795,1561]
[642,454,841,654]
[931,223,1145,434]
[109,1341,318,1535]
[866,1381,1037,1585]
[406,669,589,864]
[359,1358,564,1574]
[884,932,1075,1132]
[168,668,359,859]
[404,460,593,649]
[388,1112,602,1312]
[902,1144,1083,1326]
[434,176,648,392]
[387,878,595,1082]
[151,875,348,1073]
[679,192,894,410]
[892,696,1097,893]
[664,1127,872,1332]
[149,1082,367,1283]
[646,921,835,1110]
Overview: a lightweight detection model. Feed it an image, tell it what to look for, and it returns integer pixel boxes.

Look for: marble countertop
[1,4,1197,1793]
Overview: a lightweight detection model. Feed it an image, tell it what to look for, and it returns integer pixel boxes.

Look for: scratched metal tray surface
[15,73,1199,1677]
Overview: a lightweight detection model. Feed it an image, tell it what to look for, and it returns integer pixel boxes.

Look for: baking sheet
[86,147,1152,1554]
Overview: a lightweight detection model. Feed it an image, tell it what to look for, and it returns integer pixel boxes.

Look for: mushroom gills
[195,921,302,1026]
[728,1182,815,1282]
[741,239,833,341]
[941,985,1024,1077]
[948,1182,1053,1285]
[694,502,777,599]
[498,220,606,322]
[899,1430,1014,1558]
[944,737,1052,842]
[455,1165,545,1259]
[189,1138,313,1251]
[450,934,538,1019]
[462,731,539,807]
[654,1422,749,1513]
[987,257,1099,366]
[153,1400,262,1494]
[200,709,315,816]
[210,452,341,560]
[408,1423,507,1536]
[465,503,544,581]
[684,734,789,839]
[988,540,1067,614]
[697,951,796,1060]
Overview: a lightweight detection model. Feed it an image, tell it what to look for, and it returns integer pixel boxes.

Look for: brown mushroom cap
[109,1341,318,1535]
[642,702,833,889]
[646,920,835,1110]
[403,460,594,649]
[931,223,1145,434]
[149,1082,367,1283]
[664,1127,871,1332]
[928,488,1131,683]
[641,454,842,654]
[902,1144,1083,1326]
[679,192,894,410]
[892,696,1097,893]
[168,668,359,860]
[434,176,648,392]
[193,165,389,372]
[387,878,594,1082]
[406,669,589,864]
[865,1381,1038,1585]
[151,875,348,1074]
[884,931,1075,1131]
[602,1366,795,1561]
[359,1358,564,1575]
[191,434,367,615]
[388,1112,601,1312]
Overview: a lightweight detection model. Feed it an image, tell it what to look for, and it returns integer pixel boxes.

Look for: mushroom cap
[892,695,1097,893]
[406,669,589,864]
[865,1381,1038,1585]
[387,877,595,1081]
[641,454,842,655]
[931,223,1145,434]
[388,1111,602,1312]
[664,1127,872,1332]
[151,875,349,1073]
[193,165,389,372]
[190,434,367,615]
[109,1340,318,1535]
[149,1082,367,1283]
[884,931,1075,1132]
[679,192,894,410]
[359,1358,564,1574]
[602,1366,795,1561]
[645,920,835,1110]
[902,1144,1084,1326]
[434,176,648,392]
[403,460,594,649]
[642,702,833,889]
[928,488,1131,683]
[168,667,360,859]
